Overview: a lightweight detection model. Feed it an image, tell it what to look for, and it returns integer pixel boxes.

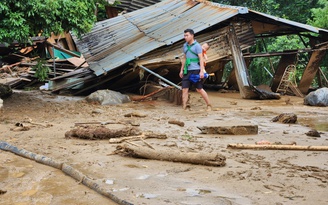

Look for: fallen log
[109,132,167,143]
[198,123,258,135]
[115,144,226,167]
[227,143,328,151]
[65,125,141,140]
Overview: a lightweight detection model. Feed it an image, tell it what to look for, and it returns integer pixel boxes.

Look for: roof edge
[195,0,248,14]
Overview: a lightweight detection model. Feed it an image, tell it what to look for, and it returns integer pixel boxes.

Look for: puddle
[112,187,129,192]
[105,179,114,185]
[298,117,328,131]
[156,172,168,177]
[184,188,212,197]
[136,174,150,180]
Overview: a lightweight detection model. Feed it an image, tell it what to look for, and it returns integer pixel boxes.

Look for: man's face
[184,32,193,43]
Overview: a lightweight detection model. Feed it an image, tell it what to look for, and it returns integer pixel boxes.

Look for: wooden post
[271,51,297,92]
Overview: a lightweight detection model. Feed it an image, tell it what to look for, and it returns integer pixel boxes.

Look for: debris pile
[0,33,91,92]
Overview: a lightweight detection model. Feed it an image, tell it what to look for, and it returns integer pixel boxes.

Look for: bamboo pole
[0,141,133,205]
[227,143,328,151]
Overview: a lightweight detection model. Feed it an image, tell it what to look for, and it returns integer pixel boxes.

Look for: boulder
[304,87,328,106]
[0,83,12,98]
[86,90,130,105]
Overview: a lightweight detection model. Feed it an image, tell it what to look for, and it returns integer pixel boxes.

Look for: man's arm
[198,53,205,78]
[179,54,186,78]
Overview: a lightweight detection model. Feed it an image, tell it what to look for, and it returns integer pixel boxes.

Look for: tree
[0,0,116,43]
[210,0,320,24]
[308,0,328,29]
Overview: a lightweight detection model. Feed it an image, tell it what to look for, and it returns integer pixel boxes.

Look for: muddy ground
[0,90,327,205]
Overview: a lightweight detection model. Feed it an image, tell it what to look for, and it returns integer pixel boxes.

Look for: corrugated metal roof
[75,0,248,76]
[116,0,163,12]
[248,10,321,33]
[74,0,326,76]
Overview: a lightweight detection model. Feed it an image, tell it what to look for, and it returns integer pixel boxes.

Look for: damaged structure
[1,0,328,101]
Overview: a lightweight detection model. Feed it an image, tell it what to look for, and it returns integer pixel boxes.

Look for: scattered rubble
[271,113,298,124]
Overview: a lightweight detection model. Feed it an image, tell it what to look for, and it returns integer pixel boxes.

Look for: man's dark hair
[184,29,194,35]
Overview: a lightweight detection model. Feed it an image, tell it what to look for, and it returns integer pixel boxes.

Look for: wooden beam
[228,144,328,151]
[298,49,326,94]
[227,24,258,99]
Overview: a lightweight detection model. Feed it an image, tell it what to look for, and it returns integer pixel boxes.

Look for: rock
[271,113,297,124]
[0,83,12,98]
[0,98,2,109]
[304,87,328,106]
[305,129,321,138]
[85,90,130,105]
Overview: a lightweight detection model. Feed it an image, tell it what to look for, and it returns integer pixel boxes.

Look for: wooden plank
[198,122,258,135]
[228,24,258,99]
[66,57,88,68]
[45,41,81,58]
[50,68,92,81]
[64,32,76,51]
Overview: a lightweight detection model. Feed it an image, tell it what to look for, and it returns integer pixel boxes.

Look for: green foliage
[308,0,328,29]
[32,59,51,82]
[0,0,118,43]
[210,0,320,23]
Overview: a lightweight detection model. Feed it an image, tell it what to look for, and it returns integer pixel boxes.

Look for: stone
[85,89,130,105]
[0,84,12,98]
[271,113,297,124]
[304,87,328,106]
[198,121,258,135]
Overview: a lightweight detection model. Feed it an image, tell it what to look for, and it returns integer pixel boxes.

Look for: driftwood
[109,132,167,143]
[65,125,141,140]
[227,143,328,151]
[168,120,185,127]
[115,144,226,167]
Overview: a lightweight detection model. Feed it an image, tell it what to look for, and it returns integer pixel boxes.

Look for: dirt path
[0,90,327,205]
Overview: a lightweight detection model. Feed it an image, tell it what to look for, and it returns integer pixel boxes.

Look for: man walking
[179,29,211,111]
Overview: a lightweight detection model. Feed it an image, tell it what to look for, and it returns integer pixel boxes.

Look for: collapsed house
[1,0,328,100]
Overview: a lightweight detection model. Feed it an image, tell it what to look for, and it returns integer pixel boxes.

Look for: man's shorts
[182,69,203,89]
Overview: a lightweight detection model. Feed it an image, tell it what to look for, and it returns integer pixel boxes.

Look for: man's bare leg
[196,88,212,110]
[182,88,189,110]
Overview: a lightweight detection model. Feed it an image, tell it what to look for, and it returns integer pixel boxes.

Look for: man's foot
[206,104,212,111]
[183,105,191,111]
